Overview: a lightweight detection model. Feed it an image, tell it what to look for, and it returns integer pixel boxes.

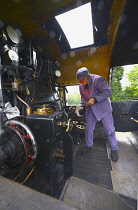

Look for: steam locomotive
[0,25,78,197]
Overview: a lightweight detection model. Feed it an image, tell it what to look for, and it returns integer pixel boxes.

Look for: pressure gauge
[6,26,19,45]
[2,49,19,65]
[55,70,61,77]
[8,49,19,62]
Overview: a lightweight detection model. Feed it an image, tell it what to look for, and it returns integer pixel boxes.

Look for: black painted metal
[111,0,138,67]
[112,100,138,132]
[0,60,4,108]
[73,137,113,190]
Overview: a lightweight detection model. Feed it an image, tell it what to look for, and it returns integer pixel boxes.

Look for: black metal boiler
[26,109,73,197]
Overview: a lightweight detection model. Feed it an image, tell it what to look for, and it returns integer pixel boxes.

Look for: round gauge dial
[55,70,61,77]
[2,49,19,65]
[6,26,19,45]
[8,50,19,62]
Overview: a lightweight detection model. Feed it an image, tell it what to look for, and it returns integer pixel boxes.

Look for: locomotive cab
[0,0,137,209]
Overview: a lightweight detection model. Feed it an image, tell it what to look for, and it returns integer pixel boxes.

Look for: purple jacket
[79,74,112,120]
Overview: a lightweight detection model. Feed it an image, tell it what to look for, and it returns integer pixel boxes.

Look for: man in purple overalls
[76,67,118,161]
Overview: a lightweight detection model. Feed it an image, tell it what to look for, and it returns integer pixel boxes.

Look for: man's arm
[94,77,111,102]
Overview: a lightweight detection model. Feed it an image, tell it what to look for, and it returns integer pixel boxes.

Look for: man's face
[79,75,89,85]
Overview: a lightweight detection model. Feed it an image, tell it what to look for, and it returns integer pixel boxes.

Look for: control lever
[131,117,138,123]
[76,125,85,130]
[57,119,85,132]
[72,121,85,130]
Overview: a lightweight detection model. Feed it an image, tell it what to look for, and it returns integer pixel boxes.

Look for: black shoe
[81,146,92,155]
[111,150,118,162]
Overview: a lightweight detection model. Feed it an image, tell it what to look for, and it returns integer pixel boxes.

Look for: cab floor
[73,132,138,209]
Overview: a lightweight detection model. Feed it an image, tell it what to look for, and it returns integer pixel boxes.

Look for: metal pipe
[16,94,32,115]
[131,117,138,123]
[16,94,30,108]
[21,167,35,184]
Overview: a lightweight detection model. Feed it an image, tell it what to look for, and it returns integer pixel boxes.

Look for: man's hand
[75,104,83,117]
[86,97,96,106]
[76,105,82,111]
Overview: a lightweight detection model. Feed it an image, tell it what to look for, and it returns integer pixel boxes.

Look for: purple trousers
[85,107,118,150]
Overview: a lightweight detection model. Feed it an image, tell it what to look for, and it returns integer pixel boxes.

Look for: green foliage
[126,65,138,85]
[66,86,81,106]
[123,65,138,99]
[123,86,138,99]
[111,64,138,101]
[112,66,124,81]
[67,91,80,105]
[110,66,124,101]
